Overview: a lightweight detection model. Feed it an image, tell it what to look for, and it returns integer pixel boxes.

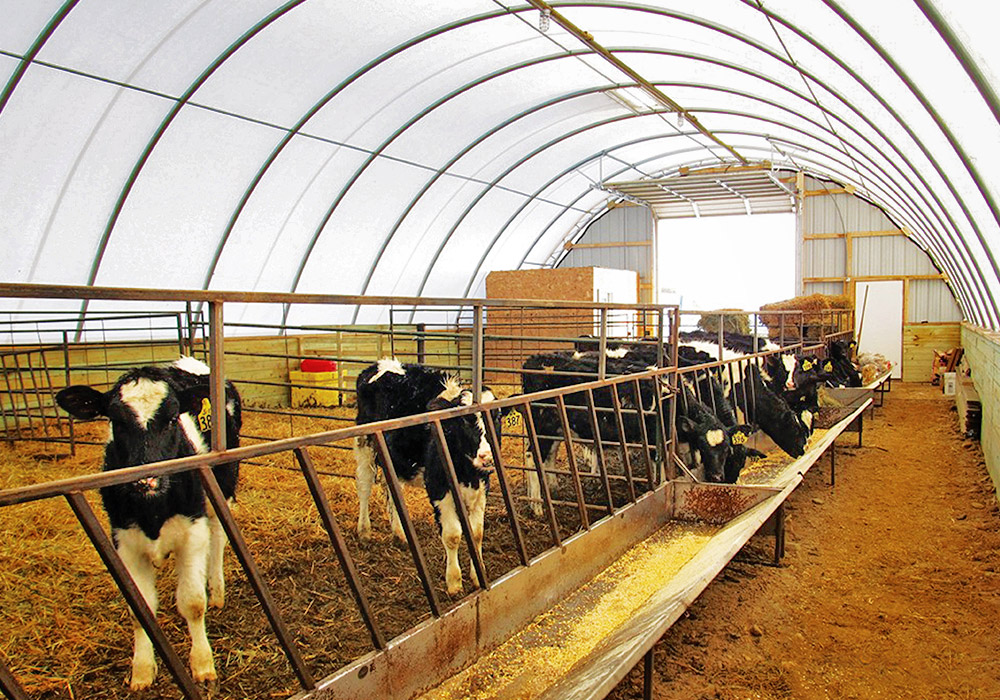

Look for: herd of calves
[53,334,861,690]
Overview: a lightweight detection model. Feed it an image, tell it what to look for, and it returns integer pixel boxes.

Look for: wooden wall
[962,323,1000,499]
[901,323,962,382]
[1,326,466,426]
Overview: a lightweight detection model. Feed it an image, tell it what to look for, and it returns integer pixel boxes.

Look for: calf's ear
[56,386,107,419]
[177,384,212,416]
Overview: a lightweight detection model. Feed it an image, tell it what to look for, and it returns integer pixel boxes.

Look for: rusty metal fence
[0,284,854,700]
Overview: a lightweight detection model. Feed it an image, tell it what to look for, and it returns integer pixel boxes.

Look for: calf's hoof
[208,582,225,608]
[128,662,156,691]
[191,653,217,684]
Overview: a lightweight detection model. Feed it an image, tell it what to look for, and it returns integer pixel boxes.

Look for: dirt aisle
[610,382,1000,700]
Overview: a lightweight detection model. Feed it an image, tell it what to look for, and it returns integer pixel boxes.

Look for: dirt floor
[609,382,1000,700]
[3,381,999,699]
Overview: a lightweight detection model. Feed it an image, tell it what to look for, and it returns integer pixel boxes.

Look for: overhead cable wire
[750,0,869,193]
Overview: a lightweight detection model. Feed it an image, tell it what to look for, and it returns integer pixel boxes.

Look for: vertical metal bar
[521,401,563,548]
[184,302,194,355]
[39,346,61,437]
[610,383,637,503]
[666,308,681,483]
[25,351,50,438]
[555,394,590,530]
[482,406,529,566]
[858,411,863,448]
[417,323,427,364]
[598,308,608,380]
[62,331,75,454]
[389,306,397,359]
[830,440,836,486]
[372,431,443,616]
[293,447,386,650]
[472,304,484,401]
[0,655,29,700]
[207,301,226,454]
[753,312,758,346]
[643,647,655,700]
[198,466,315,689]
[584,389,615,516]
[175,312,185,357]
[65,492,204,700]
[430,419,490,591]
[654,311,666,484]
[632,377,655,488]
[779,312,786,347]
[717,313,724,353]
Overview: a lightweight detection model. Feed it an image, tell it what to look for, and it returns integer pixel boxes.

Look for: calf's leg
[115,530,159,691]
[206,503,229,608]
[465,483,488,588]
[175,518,216,683]
[354,437,377,541]
[433,492,465,596]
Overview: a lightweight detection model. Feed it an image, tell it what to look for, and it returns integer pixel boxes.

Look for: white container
[942,371,957,396]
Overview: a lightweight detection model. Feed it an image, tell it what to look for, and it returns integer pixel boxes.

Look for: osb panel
[902,323,961,383]
[486,269,598,385]
[486,268,595,303]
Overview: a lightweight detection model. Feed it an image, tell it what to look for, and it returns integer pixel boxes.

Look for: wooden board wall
[1,327,466,420]
[902,323,962,382]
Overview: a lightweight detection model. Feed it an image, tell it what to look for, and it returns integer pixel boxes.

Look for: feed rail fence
[0,283,683,700]
[0,310,199,446]
[0,357,684,700]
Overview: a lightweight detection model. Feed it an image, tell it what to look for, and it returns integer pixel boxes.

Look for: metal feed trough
[0,284,862,700]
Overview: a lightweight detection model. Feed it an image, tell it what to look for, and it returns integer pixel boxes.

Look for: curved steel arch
[330,3,997,324]
[0,1,78,115]
[204,6,519,291]
[463,74,984,311]
[526,121,982,323]
[86,0,308,293]
[742,0,1000,324]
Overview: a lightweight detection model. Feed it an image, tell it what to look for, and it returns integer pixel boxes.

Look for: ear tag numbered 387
[197,398,212,432]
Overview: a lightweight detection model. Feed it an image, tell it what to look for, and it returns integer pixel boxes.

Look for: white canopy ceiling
[2,1,999,326]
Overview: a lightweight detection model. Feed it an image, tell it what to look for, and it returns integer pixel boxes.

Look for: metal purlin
[464,66,990,320]
[203,8,518,294]
[752,0,1000,325]
[0,1,78,115]
[331,5,995,326]
[78,0,309,334]
[495,121,981,323]
[423,100,984,325]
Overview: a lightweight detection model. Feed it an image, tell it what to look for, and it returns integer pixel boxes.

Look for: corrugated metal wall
[558,204,656,301]
[800,175,961,323]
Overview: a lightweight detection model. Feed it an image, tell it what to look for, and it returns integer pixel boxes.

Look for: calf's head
[425,385,500,475]
[56,371,212,493]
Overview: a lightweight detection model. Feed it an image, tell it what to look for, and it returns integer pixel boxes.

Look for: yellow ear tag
[503,409,523,430]
[732,431,748,446]
[197,398,212,432]
[802,359,813,371]
[824,361,833,372]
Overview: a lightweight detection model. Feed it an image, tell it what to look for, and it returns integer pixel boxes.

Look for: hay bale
[759,294,852,340]
[697,310,751,335]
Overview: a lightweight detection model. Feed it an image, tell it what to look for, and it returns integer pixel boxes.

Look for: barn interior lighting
[539,8,551,32]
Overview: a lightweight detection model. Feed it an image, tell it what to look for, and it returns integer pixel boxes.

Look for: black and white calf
[678,340,810,458]
[55,356,240,690]
[521,350,739,510]
[353,359,499,596]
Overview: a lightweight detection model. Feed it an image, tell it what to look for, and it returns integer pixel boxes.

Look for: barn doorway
[656,212,796,310]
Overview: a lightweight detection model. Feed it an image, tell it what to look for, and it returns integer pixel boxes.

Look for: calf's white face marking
[705,429,725,447]
[119,378,168,428]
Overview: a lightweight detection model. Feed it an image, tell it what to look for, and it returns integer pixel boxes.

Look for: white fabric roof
[2,1,999,326]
